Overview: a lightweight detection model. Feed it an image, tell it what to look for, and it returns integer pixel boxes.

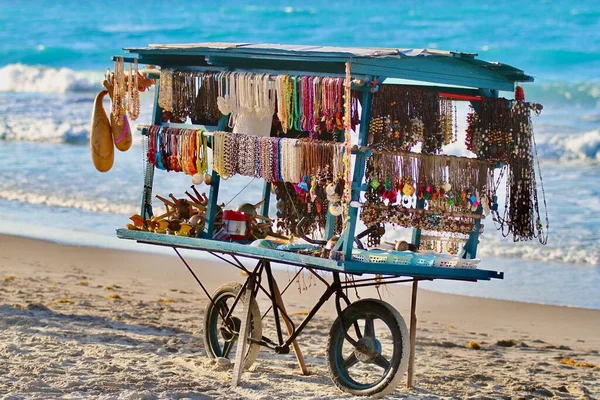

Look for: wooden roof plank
[123,42,533,89]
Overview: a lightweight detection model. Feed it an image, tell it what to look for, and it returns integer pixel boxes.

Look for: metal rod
[305,267,331,288]
[282,278,339,348]
[207,251,248,272]
[261,267,304,319]
[438,92,482,101]
[230,254,248,270]
[334,278,362,346]
[264,262,285,345]
[340,278,422,290]
[173,248,213,301]
[136,123,216,134]
[340,275,421,285]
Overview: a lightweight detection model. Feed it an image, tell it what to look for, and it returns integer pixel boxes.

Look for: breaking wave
[478,238,599,267]
[0,64,102,94]
[536,129,600,162]
[0,117,89,143]
[0,189,137,216]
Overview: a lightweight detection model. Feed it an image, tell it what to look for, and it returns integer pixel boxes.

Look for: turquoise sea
[0,1,599,308]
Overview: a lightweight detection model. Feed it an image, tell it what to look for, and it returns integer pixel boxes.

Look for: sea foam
[536,129,600,162]
[0,189,138,215]
[478,238,599,267]
[0,117,89,143]
[0,64,102,94]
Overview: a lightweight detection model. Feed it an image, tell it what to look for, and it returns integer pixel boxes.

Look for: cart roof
[124,42,533,91]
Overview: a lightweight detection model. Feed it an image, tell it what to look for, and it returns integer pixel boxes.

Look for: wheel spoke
[222,339,235,358]
[218,302,231,320]
[352,321,362,340]
[373,354,390,370]
[343,353,359,369]
[363,315,375,339]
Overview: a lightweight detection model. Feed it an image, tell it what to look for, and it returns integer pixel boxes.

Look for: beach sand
[0,234,598,399]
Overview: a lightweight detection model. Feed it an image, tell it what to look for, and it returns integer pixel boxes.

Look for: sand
[0,234,599,399]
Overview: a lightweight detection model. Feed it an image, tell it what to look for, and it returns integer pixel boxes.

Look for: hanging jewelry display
[171,70,198,121]
[465,97,513,161]
[440,98,457,145]
[192,71,221,125]
[466,93,548,244]
[361,151,492,236]
[126,59,141,121]
[211,132,346,184]
[419,233,468,255]
[157,70,360,139]
[274,172,340,238]
[216,72,275,132]
[493,100,548,244]
[370,86,443,154]
[145,126,208,177]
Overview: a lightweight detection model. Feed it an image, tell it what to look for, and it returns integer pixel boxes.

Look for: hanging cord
[531,129,549,245]
[223,178,256,208]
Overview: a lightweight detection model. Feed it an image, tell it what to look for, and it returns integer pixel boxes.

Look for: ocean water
[1,0,599,309]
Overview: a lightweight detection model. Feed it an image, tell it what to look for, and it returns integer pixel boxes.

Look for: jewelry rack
[107,43,546,395]
[117,48,538,263]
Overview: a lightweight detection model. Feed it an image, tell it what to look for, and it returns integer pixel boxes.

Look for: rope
[223,178,256,208]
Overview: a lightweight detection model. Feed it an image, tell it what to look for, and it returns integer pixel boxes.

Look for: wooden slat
[231,274,256,387]
[272,280,309,376]
[406,280,419,388]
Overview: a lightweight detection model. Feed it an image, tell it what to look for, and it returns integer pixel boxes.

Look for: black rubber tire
[327,299,409,398]
[203,282,262,370]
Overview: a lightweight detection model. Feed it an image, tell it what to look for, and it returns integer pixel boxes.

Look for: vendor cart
[104,43,544,397]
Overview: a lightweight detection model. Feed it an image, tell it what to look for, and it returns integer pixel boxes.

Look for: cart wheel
[203,282,263,369]
[327,299,409,398]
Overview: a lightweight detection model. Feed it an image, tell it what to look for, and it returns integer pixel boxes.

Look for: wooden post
[406,279,418,388]
[231,274,256,387]
[272,280,309,376]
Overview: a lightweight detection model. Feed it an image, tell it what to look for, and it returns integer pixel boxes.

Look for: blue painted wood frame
[140,79,162,219]
[116,229,503,281]
[203,115,230,238]
[341,83,375,260]
[260,182,271,218]
[128,50,525,91]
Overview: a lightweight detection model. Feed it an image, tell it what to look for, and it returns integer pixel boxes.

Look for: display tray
[116,229,503,281]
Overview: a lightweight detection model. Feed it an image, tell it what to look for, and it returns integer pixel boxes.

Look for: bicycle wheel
[327,299,409,397]
[203,282,263,369]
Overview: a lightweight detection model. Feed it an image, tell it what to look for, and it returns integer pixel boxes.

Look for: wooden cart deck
[117,229,503,281]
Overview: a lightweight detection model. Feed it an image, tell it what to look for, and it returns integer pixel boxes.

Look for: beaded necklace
[371,85,442,154]
[112,57,126,126]
[158,68,174,112]
[341,62,353,221]
[127,59,140,121]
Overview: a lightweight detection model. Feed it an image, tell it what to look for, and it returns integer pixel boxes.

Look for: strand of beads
[111,57,126,126]
[128,59,140,121]
[158,68,174,111]
[341,62,353,222]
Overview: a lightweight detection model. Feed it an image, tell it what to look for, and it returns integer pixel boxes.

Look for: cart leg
[406,279,418,388]
[272,279,309,376]
[231,273,256,387]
